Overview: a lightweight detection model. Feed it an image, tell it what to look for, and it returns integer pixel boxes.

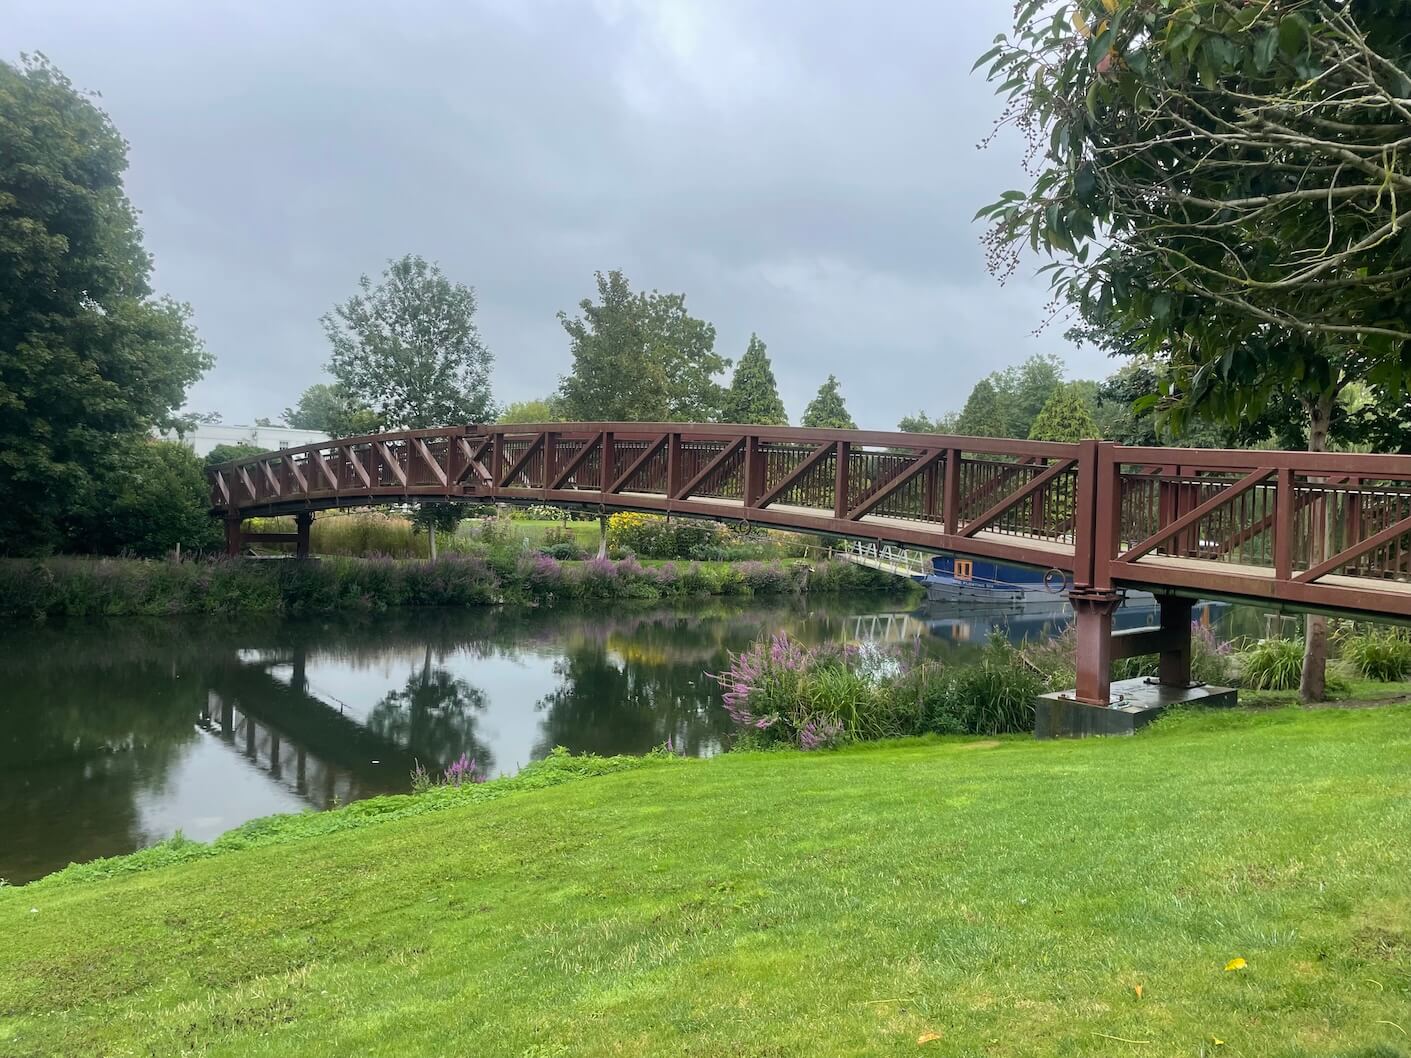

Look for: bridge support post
[1156,595,1193,687]
[294,512,313,559]
[1070,589,1124,705]
[224,516,243,558]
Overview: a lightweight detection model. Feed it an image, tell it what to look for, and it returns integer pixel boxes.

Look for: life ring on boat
[1043,568,1070,594]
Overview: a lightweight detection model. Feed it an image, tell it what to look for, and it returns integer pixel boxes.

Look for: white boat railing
[832,540,933,578]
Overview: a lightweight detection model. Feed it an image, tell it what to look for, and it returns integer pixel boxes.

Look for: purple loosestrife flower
[443,753,485,786]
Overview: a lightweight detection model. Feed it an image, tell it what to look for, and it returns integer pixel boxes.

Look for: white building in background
[161,423,330,457]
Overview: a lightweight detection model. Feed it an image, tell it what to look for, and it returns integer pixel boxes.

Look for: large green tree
[324,254,496,430]
[994,354,1067,438]
[720,334,788,426]
[979,0,1411,701]
[954,379,1007,437]
[82,439,223,557]
[800,375,857,430]
[0,56,210,554]
[1028,384,1101,442]
[498,398,562,425]
[556,271,727,422]
[283,382,378,437]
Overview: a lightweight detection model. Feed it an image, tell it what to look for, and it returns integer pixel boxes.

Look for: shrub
[1237,637,1304,690]
[606,512,724,559]
[515,504,567,521]
[710,632,1039,750]
[943,643,1041,734]
[1341,625,1411,681]
[710,633,865,749]
[539,541,586,561]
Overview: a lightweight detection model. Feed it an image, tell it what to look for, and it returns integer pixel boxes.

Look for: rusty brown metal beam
[609,435,668,494]
[756,441,834,509]
[413,437,448,487]
[549,432,604,490]
[498,434,544,488]
[1295,508,1411,584]
[675,437,744,501]
[959,458,1075,539]
[1121,467,1273,562]
[847,449,942,520]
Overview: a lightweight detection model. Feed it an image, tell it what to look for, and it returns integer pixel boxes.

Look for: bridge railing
[208,423,1090,571]
[207,426,1411,620]
[1099,445,1411,617]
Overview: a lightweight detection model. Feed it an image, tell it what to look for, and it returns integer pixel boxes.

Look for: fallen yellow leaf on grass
[917,1032,942,1045]
[1134,984,1143,999]
[1212,1037,1225,1046]
[1224,957,1247,972]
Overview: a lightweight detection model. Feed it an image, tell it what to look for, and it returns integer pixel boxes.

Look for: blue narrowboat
[921,554,1069,604]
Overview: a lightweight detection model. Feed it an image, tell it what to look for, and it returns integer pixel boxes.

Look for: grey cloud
[8,0,1109,429]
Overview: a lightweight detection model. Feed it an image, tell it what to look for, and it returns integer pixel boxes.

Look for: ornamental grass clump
[1341,625,1411,682]
[1237,636,1305,691]
[710,632,910,749]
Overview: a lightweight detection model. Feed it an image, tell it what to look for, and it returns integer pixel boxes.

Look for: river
[0,592,1266,883]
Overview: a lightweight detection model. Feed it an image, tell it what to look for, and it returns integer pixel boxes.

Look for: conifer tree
[721,335,788,425]
[800,375,856,430]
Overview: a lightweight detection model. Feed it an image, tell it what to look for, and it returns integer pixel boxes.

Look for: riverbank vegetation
[4,704,1408,1056]
[241,510,817,564]
[0,552,899,619]
[712,621,1411,746]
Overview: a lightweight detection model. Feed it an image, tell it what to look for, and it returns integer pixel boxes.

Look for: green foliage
[201,443,264,468]
[800,375,856,429]
[324,254,495,430]
[556,270,726,422]
[954,355,1073,439]
[954,379,1006,437]
[497,398,561,425]
[78,440,223,557]
[0,55,210,554]
[979,1,1411,443]
[1341,626,1411,682]
[606,513,723,560]
[720,334,788,425]
[996,354,1067,438]
[719,634,1041,750]
[0,554,898,618]
[940,640,1042,735]
[1238,637,1305,691]
[897,411,958,434]
[1027,383,1100,442]
[282,382,378,436]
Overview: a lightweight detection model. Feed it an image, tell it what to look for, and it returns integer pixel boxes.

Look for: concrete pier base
[1035,678,1237,739]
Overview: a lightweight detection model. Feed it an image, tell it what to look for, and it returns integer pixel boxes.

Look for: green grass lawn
[4,706,1409,1057]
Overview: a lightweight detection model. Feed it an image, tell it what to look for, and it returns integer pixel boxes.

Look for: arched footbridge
[210,423,1411,704]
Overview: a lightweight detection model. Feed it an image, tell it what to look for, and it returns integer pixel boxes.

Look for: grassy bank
[0,554,902,618]
[4,705,1409,1057]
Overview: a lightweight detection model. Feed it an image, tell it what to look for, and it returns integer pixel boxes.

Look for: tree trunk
[1299,391,1334,703]
[429,523,438,561]
[597,511,608,559]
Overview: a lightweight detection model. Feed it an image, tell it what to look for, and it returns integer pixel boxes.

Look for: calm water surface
[1,593,1260,883]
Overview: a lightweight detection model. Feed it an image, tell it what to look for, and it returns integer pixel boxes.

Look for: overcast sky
[9,0,1107,429]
